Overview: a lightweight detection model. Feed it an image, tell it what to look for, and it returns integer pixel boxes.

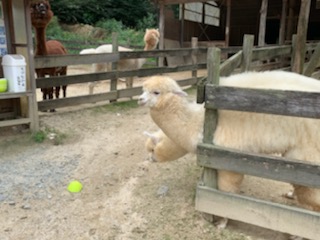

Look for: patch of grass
[32,130,47,143]
[92,100,139,113]
[31,127,67,145]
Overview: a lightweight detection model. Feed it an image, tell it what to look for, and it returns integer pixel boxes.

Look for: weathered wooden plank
[205,85,320,118]
[195,186,320,240]
[241,35,254,72]
[258,0,268,46]
[0,91,33,100]
[34,48,207,68]
[292,0,312,73]
[251,46,291,61]
[36,65,200,89]
[36,72,118,88]
[220,50,242,76]
[0,118,31,127]
[34,53,119,68]
[202,48,221,189]
[197,143,320,188]
[38,91,118,111]
[119,48,206,59]
[37,76,200,111]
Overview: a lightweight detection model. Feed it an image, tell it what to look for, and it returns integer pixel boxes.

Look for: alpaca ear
[174,90,188,97]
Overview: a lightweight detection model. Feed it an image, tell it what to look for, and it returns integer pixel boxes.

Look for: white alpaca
[144,130,188,162]
[80,29,160,94]
[138,71,320,224]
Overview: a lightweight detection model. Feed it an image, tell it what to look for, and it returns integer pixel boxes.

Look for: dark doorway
[265,19,280,44]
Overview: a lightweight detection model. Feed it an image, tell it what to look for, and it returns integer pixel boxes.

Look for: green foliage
[136,13,158,31]
[95,19,124,35]
[50,0,157,29]
[31,127,67,145]
[32,130,46,143]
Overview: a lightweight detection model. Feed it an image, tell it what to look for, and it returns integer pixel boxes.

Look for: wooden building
[156,0,320,47]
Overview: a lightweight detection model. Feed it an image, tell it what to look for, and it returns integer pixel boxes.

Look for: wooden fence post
[241,35,254,72]
[111,32,118,102]
[291,34,297,71]
[292,0,311,74]
[200,47,221,189]
[258,0,268,47]
[199,47,221,222]
[191,37,198,82]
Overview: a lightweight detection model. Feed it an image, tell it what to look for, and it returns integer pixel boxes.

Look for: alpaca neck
[137,58,147,69]
[150,95,204,153]
[144,43,157,51]
[35,27,48,55]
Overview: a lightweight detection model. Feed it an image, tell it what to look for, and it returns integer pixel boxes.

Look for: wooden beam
[196,186,320,240]
[197,143,320,188]
[258,0,268,46]
[292,0,311,74]
[279,0,288,44]
[158,2,165,67]
[241,35,254,72]
[225,0,231,47]
[205,85,320,119]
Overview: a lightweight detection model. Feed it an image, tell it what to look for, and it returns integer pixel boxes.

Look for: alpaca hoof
[49,109,56,113]
[214,217,228,230]
[283,190,295,200]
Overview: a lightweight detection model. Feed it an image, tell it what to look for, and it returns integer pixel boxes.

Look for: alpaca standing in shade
[30,0,67,107]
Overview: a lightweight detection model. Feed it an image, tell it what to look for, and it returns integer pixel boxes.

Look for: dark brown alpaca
[30,0,67,109]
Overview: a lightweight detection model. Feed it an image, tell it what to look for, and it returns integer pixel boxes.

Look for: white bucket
[1,54,26,92]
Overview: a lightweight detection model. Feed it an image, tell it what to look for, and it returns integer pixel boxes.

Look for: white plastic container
[1,54,26,92]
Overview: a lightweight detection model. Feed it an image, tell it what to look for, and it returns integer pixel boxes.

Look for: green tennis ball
[68,180,83,193]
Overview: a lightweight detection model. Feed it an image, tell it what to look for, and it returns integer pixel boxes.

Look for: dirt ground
[0,66,300,240]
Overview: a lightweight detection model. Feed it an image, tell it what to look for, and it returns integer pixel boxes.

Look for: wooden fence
[33,34,315,112]
[196,35,320,239]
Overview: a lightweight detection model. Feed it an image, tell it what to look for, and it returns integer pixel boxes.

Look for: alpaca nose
[138,95,146,106]
[37,3,47,12]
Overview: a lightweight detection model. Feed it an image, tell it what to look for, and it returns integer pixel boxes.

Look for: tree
[50,0,157,28]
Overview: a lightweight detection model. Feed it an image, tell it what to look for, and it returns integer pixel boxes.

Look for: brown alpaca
[30,0,67,108]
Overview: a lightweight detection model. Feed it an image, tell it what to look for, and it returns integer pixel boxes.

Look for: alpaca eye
[153,91,160,95]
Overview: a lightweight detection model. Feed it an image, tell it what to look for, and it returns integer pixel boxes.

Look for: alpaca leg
[55,86,61,99]
[209,170,244,229]
[48,87,55,112]
[62,85,67,98]
[293,185,320,211]
[88,82,97,95]
[42,88,47,100]
[284,147,320,210]
[218,170,244,193]
[125,77,134,89]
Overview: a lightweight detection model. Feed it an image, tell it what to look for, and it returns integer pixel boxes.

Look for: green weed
[31,127,67,145]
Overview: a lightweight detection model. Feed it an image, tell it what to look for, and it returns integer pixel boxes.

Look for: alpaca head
[138,76,187,107]
[30,0,53,28]
[143,28,160,50]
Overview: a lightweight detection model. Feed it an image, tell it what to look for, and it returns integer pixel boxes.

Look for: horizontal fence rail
[198,143,320,188]
[204,85,320,118]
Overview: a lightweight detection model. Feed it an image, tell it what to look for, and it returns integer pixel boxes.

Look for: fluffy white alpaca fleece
[138,71,320,211]
[144,129,188,162]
